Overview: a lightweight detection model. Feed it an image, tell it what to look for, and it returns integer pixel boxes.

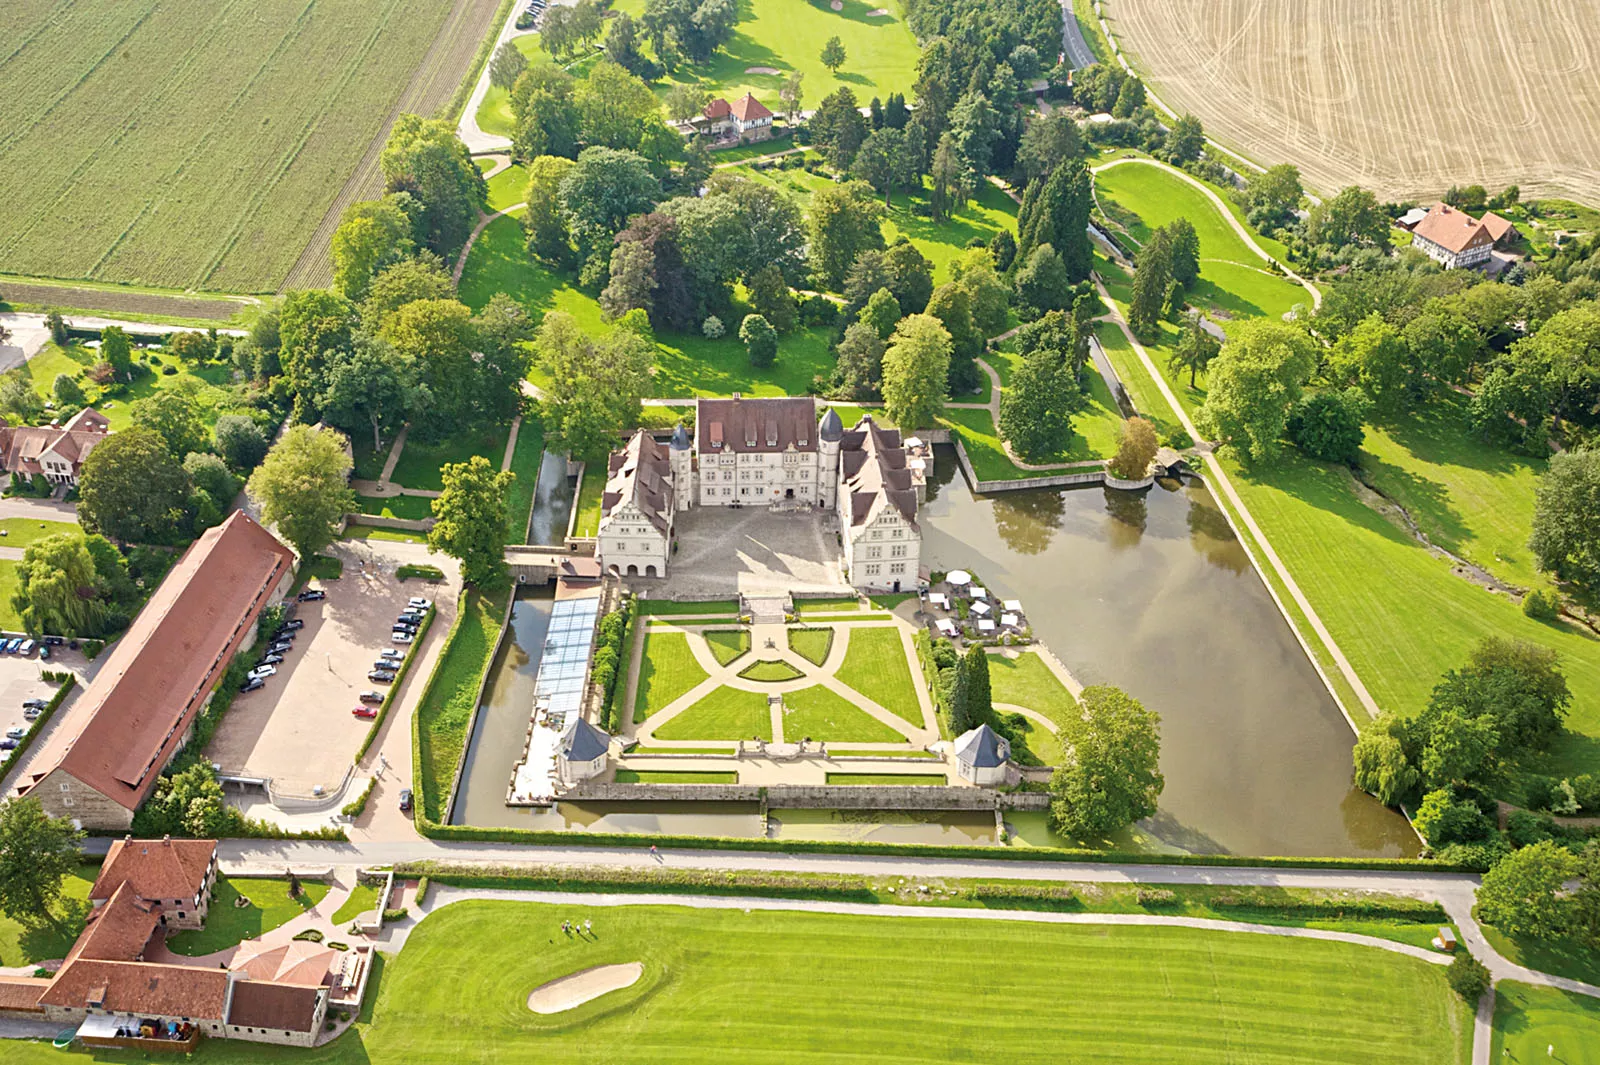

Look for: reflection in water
[526,450,576,546]
[1103,487,1148,552]
[923,446,1418,858]
[769,808,996,845]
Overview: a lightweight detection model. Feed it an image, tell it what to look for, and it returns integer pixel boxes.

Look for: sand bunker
[527,962,644,1013]
[866,7,890,14]
[745,66,781,75]
[830,0,842,9]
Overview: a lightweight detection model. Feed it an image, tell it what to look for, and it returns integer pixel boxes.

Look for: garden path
[453,203,525,285]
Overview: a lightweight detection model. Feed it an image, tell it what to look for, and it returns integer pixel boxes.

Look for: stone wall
[563,781,1050,811]
[949,438,1110,494]
[345,513,433,532]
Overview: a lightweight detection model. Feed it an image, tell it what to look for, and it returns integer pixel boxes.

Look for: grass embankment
[572,463,604,538]
[782,685,906,744]
[637,599,741,616]
[1490,981,1600,1063]
[654,685,772,741]
[414,589,509,823]
[632,630,709,723]
[835,627,923,727]
[331,883,381,927]
[989,651,1078,731]
[826,772,947,785]
[737,658,806,682]
[165,878,329,956]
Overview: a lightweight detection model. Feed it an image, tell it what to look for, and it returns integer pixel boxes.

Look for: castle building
[593,397,922,591]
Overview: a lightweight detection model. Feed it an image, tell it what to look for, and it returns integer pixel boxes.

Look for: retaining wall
[345,513,434,532]
[563,782,1050,811]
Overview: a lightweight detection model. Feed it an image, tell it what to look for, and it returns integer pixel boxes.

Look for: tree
[0,797,83,931]
[1286,389,1368,465]
[318,339,417,454]
[961,644,992,723]
[214,415,269,473]
[13,534,107,636]
[852,127,915,207]
[1352,720,1420,806]
[247,425,355,561]
[1106,416,1158,480]
[925,281,981,392]
[998,345,1085,463]
[1241,164,1302,228]
[509,65,580,161]
[810,87,869,170]
[1012,243,1070,320]
[881,241,935,316]
[1328,313,1408,413]
[1127,237,1172,336]
[990,228,1017,271]
[1048,685,1163,837]
[739,314,778,368]
[360,254,455,333]
[881,314,951,430]
[428,456,515,586]
[1164,113,1205,165]
[53,373,87,410]
[1017,112,1081,185]
[1016,159,1093,281]
[861,287,903,340]
[1446,952,1492,1003]
[380,298,481,432]
[278,288,356,420]
[46,311,68,347]
[184,452,238,507]
[807,181,885,290]
[832,321,885,399]
[330,196,415,301]
[77,427,192,543]
[1530,449,1600,587]
[665,83,709,124]
[747,266,796,333]
[949,248,1009,338]
[130,390,208,460]
[820,35,846,73]
[490,40,529,90]
[522,155,576,265]
[948,90,1000,183]
[777,71,805,123]
[1304,185,1389,251]
[575,60,660,152]
[1476,840,1580,939]
[929,132,966,222]
[1511,303,1600,430]
[1194,320,1318,462]
[1163,218,1201,289]
[559,147,661,281]
[534,311,654,460]
[100,325,133,381]
[379,114,484,256]
[1168,315,1221,388]
[604,11,649,74]
[600,239,656,321]
[541,3,580,59]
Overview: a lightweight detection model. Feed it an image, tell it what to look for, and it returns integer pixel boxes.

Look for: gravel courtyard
[657,508,850,598]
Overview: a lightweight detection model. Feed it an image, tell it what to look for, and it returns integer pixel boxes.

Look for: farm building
[0,407,111,487]
[694,93,775,146]
[1409,203,1520,269]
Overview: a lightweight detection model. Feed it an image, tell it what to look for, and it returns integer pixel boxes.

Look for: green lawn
[0,863,96,967]
[572,462,604,538]
[825,772,947,785]
[614,0,920,123]
[614,769,739,783]
[1491,981,1600,1064]
[787,626,834,665]
[989,651,1079,732]
[485,163,528,214]
[835,626,923,726]
[504,415,545,543]
[343,525,427,545]
[736,658,806,682]
[1014,715,1065,766]
[1478,922,1600,987]
[0,562,24,632]
[703,628,751,666]
[14,341,253,433]
[165,878,329,956]
[389,425,510,493]
[415,590,508,822]
[881,178,1020,285]
[331,883,381,927]
[0,518,78,547]
[637,599,741,616]
[654,685,772,741]
[633,631,710,722]
[796,596,860,614]
[356,494,435,521]
[941,401,1116,482]
[782,684,906,743]
[473,33,554,138]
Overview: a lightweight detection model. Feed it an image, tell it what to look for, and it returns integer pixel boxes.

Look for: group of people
[561,918,594,937]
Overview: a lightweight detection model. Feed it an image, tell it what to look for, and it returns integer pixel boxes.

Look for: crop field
[0,0,501,295]
[1108,0,1600,205]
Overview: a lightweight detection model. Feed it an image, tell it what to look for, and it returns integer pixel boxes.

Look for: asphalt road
[1060,0,1099,69]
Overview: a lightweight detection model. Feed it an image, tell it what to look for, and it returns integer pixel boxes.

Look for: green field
[782,684,905,743]
[165,878,329,956]
[415,590,508,822]
[637,598,741,616]
[835,626,922,726]
[0,518,80,547]
[0,0,482,292]
[787,626,834,665]
[653,684,772,741]
[989,651,1079,732]
[737,658,806,682]
[614,0,921,121]
[633,631,709,722]
[389,425,511,493]
[1490,981,1600,1064]
[1479,922,1600,987]
[485,162,530,214]
[703,627,751,666]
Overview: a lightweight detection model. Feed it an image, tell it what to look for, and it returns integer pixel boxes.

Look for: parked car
[0,739,16,751]
[359,690,383,704]
[268,641,293,655]
[3,638,20,653]
[391,633,414,645]
[259,653,284,666]
[392,624,418,635]
[298,589,326,602]
[367,669,397,683]
[23,707,41,721]
[398,788,413,812]
[379,649,404,661]
[397,611,424,624]
[407,597,433,610]
[277,619,305,633]
[247,665,277,680]
[18,640,35,655]
[38,646,50,661]
[22,699,47,711]
[239,677,265,694]
[5,726,25,740]
[43,636,64,646]
[352,706,378,719]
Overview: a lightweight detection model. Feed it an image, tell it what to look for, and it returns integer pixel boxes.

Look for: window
[61,797,74,807]
[871,530,882,539]
[865,564,881,575]
[866,547,881,559]
[59,783,70,792]
[890,545,907,558]
[890,563,905,574]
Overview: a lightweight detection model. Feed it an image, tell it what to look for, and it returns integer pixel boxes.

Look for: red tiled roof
[696,397,818,454]
[0,406,111,478]
[91,838,216,904]
[730,93,772,122]
[0,976,50,1013]
[1412,203,1494,255]
[703,97,732,119]
[25,512,294,813]
[226,980,323,1032]
[1479,211,1518,243]
[67,883,163,963]
[39,960,229,1020]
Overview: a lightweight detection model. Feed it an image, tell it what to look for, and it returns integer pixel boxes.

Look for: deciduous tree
[0,798,83,931]
[1106,416,1158,480]
[1531,448,1600,587]
[534,312,654,460]
[77,427,192,544]
[1477,840,1580,939]
[214,414,269,473]
[1048,685,1164,837]
[998,345,1085,463]
[130,390,208,460]
[739,313,778,368]
[247,424,355,561]
[1194,320,1318,462]
[523,155,576,265]
[807,180,885,290]
[881,314,951,430]
[820,35,846,73]
[429,456,515,587]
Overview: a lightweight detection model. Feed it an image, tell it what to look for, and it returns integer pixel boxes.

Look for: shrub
[293,928,325,943]
[381,908,408,923]
[1572,772,1600,814]
[1413,788,1495,848]
[162,365,178,376]
[341,776,377,819]
[1135,888,1177,907]
[1505,809,1555,848]
[397,563,445,581]
[1522,588,1560,620]
[702,315,725,339]
[1286,389,1367,465]
[1523,776,1558,812]
[1446,951,1491,1001]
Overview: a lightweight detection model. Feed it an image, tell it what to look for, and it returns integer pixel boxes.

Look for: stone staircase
[743,595,791,624]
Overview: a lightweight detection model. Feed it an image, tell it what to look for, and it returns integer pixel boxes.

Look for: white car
[247,665,277,681]
[23,707,42,721]
[391,633,414,645]
[379,649,404,661]
[4,726,25,740]
[407,597,432,610]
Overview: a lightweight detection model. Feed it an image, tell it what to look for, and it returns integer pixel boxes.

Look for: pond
[919,446,1419,858]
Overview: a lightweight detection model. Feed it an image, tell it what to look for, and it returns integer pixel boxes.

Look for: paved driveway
[0,647,102,798]
[659,508,850,598]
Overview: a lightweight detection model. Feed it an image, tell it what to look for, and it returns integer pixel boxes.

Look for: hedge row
[593,596,635,732]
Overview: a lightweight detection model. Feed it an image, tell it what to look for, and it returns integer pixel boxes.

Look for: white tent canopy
[947,569,972,586]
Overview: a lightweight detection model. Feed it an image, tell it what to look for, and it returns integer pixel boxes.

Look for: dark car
[43,636,64,646]
[268,641,293,655]
[298,589,326,602]
[358,690,384,704]
[392,623,418,635]
[398,788,413,813]
[0,739,16,751]
[259,653,284,666]
[368,669,397,683]
[277,619,305,633]
[239,677,265,694]
[22,699,47,711]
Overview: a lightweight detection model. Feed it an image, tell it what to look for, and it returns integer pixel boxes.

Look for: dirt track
[1107,0,1600,205]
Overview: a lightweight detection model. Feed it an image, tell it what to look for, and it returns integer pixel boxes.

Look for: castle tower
[669,422,694,512]
[817,406,842,509]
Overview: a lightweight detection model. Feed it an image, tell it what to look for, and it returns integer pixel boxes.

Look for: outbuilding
[951,724,1010,786]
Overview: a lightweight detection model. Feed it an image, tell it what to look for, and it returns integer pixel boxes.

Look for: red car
[351,706,378,719]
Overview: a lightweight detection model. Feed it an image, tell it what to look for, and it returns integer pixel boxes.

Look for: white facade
[841,506,919,593]
[596,498,669,578]
[595,430,674,579]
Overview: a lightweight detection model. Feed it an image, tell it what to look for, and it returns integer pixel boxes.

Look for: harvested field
[1109,0,1600,205]
[0,278,254,322]
[0,0,501,295]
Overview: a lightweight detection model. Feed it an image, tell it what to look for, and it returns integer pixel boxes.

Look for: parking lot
[205,564,440,800]
[0,644,95,794]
